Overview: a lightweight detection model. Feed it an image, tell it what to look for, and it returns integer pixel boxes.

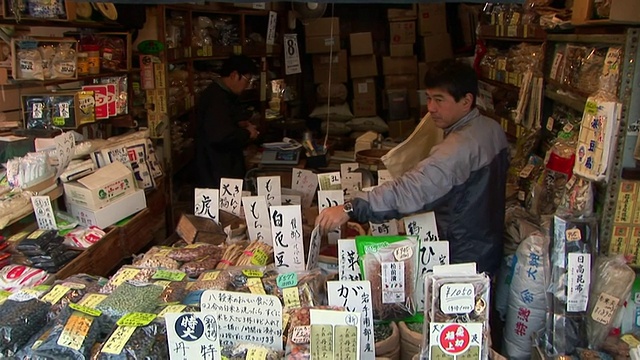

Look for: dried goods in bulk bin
[355,235,419,321]
[95,282,164,334]
[284,306,343,360]
[45,273,106,321]
[99,266,156,294]
[97,320,166,360]
[156,280,188,303]
[168,243,223,262]
[0,298,50,356]
[132,247,180,269]
[180,254,222,278]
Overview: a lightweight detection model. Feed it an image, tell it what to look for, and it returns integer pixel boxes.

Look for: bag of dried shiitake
[355,235,419,321]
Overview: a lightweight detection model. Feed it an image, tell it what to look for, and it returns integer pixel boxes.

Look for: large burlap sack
[381,113,443,178]
[398,322,422,360]
[376,321,400,360]
[317,83,348,105]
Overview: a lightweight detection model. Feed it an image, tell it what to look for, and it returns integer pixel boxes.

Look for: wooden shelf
[544,88,587,113]
[479,76,520,92]
[0,18,125,30]
[478,24,546,42]
[1,70,134,86]
[0,184,63,231]
[479,108,526,141]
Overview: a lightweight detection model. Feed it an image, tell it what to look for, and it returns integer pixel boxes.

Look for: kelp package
[356,235,419,321]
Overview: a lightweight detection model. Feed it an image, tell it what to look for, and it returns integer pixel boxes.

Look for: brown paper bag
[381,113,443,178]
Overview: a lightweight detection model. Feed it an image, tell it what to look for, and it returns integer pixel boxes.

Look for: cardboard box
[352,78,376,100]
[389,21,416,44]
[388,6,417,21]
[176,214,226,244]
[383,56,418,75]
[386,89,410,120]
[418,62,435,88]
[422,33,453,63]
[304,17,340,37]
[0,87,21,112]
[352,97,377,117]
[390,44,414,57]
[459,4,481,47]
[572,0,640,25]
[69,189,147,229]
[418,3,448,35]
[63,162,137,210]
[349,32,373,56]
[385,74,419,107]
[388,118,416,139]
[312,50,348,83]
[350,55,378,78]
[306,36,340,54]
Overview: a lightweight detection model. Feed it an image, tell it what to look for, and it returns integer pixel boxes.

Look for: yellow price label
[585,100,598,116]
[158,304,187,318]
[41,285,71,305]
[78,293,107,308]
[57,313,93,351]
[282,312,291,333]
[153,270,186,282]
[100,326,137,355]
[242,270,264,278]
[201,271,220,281]
[283,287,301,309]
[69,303,102,317]
[110,268,141,287]
[154,280,171,288]
[247,348,268,360]
[27,230,47,239]
[0,290,10,299]
[247,278,266,294]
[251,249,269,266]
[117,312,157,327]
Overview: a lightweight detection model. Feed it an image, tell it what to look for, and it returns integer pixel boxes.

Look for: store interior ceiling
[72,0,526,5]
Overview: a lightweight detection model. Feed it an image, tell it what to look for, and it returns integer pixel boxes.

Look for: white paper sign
[219,178,243,216]
[567,253,591,312]
[317,190,344,210]
[257,176,281,207]
[318,172,341,191]
[310,309,361,360]
[342,172,362,201]
[429,322,483,359]
[31,196,57,230]
[338,239,360,281]
[266,11,277,45]
[55,131,75,178]
[165,312,222,360]
[284,34,302,75]
[327,281,376,359]
[370,220,399,236]
[200,291,283,351]
[340,163,359,178]
[291,169,318,208]
[440,283,475,314]
[307,225,322,271]
[242,196,272,244]
[270,205,306,271]
[282,194,301,205]
[377,170,393,184]
[194,188,219,223]
[382,261,405,303]
[404,212,439,242]
[416,241,450,311]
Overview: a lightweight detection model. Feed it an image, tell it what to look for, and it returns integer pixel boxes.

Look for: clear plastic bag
[96,320,166,360]
[261,268,326,309]
[284,306,343,360]
[99,266,156,294]
[95,282,164,334]
[0,298,50,357]
[222,342,283,360]
[45,273,106,321]
[168,243,224,262]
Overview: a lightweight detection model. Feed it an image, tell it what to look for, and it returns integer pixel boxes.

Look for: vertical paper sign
[219,178,243,216]
[567,253,591,312]
[404,212,439,242]
[55,131,75,178]
[283,34,302,75]
[31,196,57,230]
[165,312,222,360]
[270,205,306,271]
[327,281,376,359]
[429,322,483,359]
[282,194,301,205]
[194,188,219,223]
[257,176,281,207]
[292,169,318,208]
[307,225,322,271]
[266,11,277,45]
[377,170,393,185]
[338,239,361,281]
[416,241,449,311]
[200,290,283,351]
[318,189,344,244]
[242,196,272,244]
[340,163,359,178]
[342,172,362,201]
[310,309,361,360]
[370,220,399,236]
[318,172,342,191]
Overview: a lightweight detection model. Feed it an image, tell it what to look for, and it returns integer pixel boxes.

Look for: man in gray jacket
[316,59,509,274]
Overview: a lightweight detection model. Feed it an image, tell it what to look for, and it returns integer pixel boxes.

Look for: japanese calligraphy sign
[342,172,362,201]
[415,241,449,311]
[340,163,359,179]
[370,220,399,236]
[269,205,306,271]
[567,253,591,312]
[165,312,222,360]
[219,178,243,216]
[242,196,272,244]
[429,323,482,359]
[55,131,75,178]
[338,239,361,281]
[266,11,277,45]
[309,309,361,360]
[31,196,57,230]
[194,188,219,223]
[200,290,283,351]
[307,225,322,271]
[404,212,439,243]
[291,169,318,208]
[327,281,375,359]
[257,176,281,207]
[318,190,344,244]
[318,172,342,191]
[282,194,301,205]
[377,170,393,185]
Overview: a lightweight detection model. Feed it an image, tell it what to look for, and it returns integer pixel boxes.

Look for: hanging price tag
[100,326,137,355]
[158,304,187,318]
[242,269,264,278]
[201,271,220,281]
[41,285,71,304]
[69,303,102,317]
[117,312,157,327]
[247,278,266,294]
[277,273,298,288]
[251,249,269,266]
[566,228,582,242]
[247,348,268,360]
[152,270,186,282]
[78,294,107,308]
[283,287,301,309]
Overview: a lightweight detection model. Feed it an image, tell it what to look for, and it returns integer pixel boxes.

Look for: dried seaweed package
[31,304,102,359]
[49,95,76,128]
[0,297,50,356]
[356,235,419,321]
[95,282,164,335]
[24,96,51,129]
[96,315,162,360]
[586,255,635,350]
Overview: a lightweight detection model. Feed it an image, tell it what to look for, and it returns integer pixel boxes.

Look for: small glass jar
[76,52,89,76]
[83,45,100,75]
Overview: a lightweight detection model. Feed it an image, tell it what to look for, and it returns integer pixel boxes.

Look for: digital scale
[260,149,301,165]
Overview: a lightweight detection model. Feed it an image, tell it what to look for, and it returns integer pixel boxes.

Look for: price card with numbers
[257,176,281,207]
[31,196,57,230]
[219,178,243,216]
[283,34,302,75]
[291,169,318,208]
[242,196,272,244]
[165,312,222,360]
[194,188,219,223]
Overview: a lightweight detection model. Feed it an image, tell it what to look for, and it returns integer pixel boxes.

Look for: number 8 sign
[284,34,301,75]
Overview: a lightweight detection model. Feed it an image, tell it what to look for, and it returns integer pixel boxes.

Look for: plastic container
[83,45,100,75]
[77,52,89,76]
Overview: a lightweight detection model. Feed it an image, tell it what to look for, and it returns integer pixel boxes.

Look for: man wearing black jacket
[195,55,259,188]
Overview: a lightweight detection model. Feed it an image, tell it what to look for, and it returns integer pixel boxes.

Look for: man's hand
[245,123,259,139]
[316,205,350,233]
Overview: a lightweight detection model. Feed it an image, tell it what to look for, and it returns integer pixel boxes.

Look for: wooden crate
[572,0,640,25]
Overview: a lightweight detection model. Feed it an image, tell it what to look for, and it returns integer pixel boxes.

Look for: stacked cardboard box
[418,4,453,64]
[349,32,377,117]
[304,17,340,54]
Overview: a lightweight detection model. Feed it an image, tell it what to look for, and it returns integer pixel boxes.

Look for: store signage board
[309,309,361,360]
[429,322,483,359]
[404,212,439,242]
[269,205,306,271]
[31,196,57,230]
[200,290,283,351]
[194,188,219,223]
[266,11,277,45]
[318,189,343,244]
[165,312,222,360]
[291,169,318,208]
[55,131,75,178]
[282,194,301,205]
[257,176,281,207]
[338,239,361,281]
[327,281,375,359]
[370,220,399,236]
[283,34,302,75]
[242,196,272,244]
[318,172,342,191]
[306,225,322,271]
[219,178,243,216]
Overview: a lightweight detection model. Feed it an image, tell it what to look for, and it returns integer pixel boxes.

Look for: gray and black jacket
[350,108,509,274]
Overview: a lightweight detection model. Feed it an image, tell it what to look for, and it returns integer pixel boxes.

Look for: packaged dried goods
[99,266,156,294]
[284,306,343,360]
[95,282,164,334]
[132,246,180,269]
[261,269,325,309]
[44,273,105,321]
[96,319,165,360]
[156,279,188,303]
[222,342,283,360]
[167,243,223,262]
[180,254,222,278]
[0,298,50,356]
[0,264,49,292]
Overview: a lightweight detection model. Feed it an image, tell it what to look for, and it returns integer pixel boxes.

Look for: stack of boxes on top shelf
[349,32,377,118]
